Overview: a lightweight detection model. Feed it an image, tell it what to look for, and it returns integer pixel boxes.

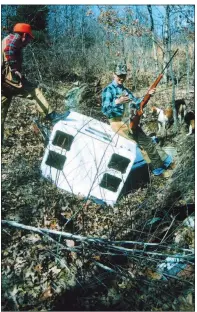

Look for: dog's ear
[165,107,173,119]
[150,106,157,114]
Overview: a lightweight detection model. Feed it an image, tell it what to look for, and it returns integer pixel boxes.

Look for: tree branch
[2,220,194,261]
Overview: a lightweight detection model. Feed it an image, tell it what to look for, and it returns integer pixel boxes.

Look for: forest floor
[1,80,195,311]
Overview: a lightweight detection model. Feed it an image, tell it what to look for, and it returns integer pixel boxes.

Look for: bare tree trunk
[147,5,158,75]
[170,51,177,132]
[121,35,125,56]
[167,7,177,132]
[163,5,170,84]
[131,37,137,91]
[81,7,85,56]
[186,36,190,97]
[54,6,58,39]
[177,56,180,91]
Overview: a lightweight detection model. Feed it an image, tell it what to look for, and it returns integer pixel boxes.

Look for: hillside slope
[1,82,194,311]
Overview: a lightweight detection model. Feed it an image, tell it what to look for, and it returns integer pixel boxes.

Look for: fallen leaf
[66,239,75,247]
[34,264,43,273]
[49,266,61,275]
[40,286,53,301]
[145,269,162,280]
[76,259,83,268]
[25,234,41,243]
[177,264,194,278]
[92,255,101,261]
[50,222,57,230]
[32,124,40,135]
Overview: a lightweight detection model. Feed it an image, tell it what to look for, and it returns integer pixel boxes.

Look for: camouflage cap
[114,62,127,75]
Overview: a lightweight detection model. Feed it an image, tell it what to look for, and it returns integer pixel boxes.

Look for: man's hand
[14,71,22,80]
[148,88,156,96]
[115,96,130,105]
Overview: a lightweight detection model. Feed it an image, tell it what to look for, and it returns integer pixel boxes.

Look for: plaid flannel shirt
[102,80,143,119]
[2,33,23,72]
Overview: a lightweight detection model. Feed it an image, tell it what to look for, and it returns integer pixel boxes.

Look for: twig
[2,229,12,236]
[2,220,88,241]
[160,215,176,244]
[110,240,193,254]
[109,245,193,259]
[162,273,194,285]
[94,261,117,273]
[112,240,166,246]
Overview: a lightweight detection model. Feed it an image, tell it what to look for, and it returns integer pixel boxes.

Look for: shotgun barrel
[130,49,178,130]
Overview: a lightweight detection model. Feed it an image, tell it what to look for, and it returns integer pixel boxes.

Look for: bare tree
[163,5,170,84]
[147,5,158,75]
[1,5,18,34]
[185,33,190,97]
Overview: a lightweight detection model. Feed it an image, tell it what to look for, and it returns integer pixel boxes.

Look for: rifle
[130,49,178,130]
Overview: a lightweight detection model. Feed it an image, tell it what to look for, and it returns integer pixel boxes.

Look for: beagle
[150,106,173,134]
[184,111,195,135]
[175,99,186,124]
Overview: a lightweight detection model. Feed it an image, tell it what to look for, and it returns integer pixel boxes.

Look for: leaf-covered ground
[1,82,195,311]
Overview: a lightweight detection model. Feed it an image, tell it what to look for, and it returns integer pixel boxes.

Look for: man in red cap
[1,23,57,141]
